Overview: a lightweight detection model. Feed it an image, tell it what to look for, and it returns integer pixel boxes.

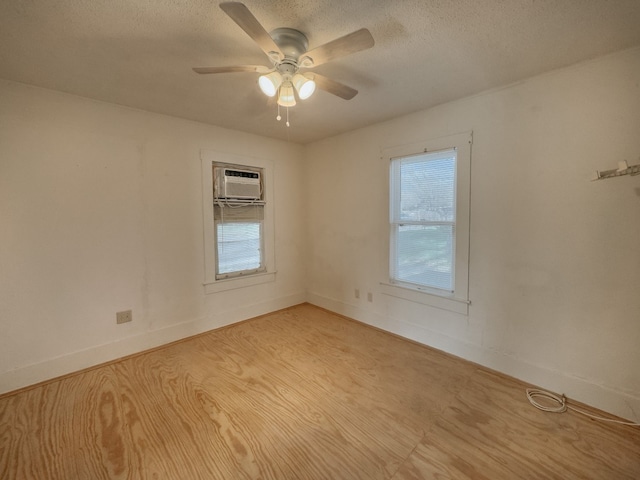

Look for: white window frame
[201,150,276,294]
[381,132,472,315]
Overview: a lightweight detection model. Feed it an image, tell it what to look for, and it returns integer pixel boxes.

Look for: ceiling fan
[193,2,374,117]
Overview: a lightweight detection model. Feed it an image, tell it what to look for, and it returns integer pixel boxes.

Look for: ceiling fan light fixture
[195,2,375,126]
[293,73,316,100]
[277,83,296,107]
[258,71,282,97]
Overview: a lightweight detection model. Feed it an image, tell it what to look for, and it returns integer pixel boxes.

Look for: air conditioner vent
[213,167,262,200]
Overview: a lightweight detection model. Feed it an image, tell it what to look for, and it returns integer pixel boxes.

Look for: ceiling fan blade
[313,74,358,100]
[302,28,374,67]
[193,65,271,74]
[219,2,283,61]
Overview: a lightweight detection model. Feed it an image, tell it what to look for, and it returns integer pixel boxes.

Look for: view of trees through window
[394,152,456,291]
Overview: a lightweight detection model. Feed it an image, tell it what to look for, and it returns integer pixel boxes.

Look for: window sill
[380,281,469,315]
[204,271,276,294]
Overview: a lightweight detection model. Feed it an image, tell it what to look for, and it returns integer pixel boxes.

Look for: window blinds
[214,203,265,278]
[391,149,456,292]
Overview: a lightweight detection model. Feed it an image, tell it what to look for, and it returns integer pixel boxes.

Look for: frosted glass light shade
[293,73,316,100]
[258,72,282,97]
[277,83,296,107]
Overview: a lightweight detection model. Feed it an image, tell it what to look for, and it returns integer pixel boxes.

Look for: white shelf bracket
[592,159,640,181]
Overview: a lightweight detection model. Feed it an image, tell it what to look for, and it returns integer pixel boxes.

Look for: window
[214,201,265,279]
[382,132,471,314]
[201,152,275,294]
[390,149,456,291]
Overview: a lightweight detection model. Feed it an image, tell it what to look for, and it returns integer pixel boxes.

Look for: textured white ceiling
[2,0,640,144]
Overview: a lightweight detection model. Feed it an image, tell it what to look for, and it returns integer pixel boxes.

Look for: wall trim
[0,292,306,396]
[6,289,638,424]
[305,291,640,423]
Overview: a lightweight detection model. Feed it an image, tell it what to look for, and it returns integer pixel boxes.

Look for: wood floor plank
[1,304,639,479]
[392,369,640,479]
[218,305,476,429]
[189,313,426,479]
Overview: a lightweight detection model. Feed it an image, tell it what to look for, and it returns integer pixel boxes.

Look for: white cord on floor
[526,389,640,427]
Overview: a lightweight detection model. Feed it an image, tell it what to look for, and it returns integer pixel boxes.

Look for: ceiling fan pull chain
[286,107,290,127]
[276,102,282,122]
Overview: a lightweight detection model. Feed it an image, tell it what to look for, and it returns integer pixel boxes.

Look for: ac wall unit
[213,167,262,200]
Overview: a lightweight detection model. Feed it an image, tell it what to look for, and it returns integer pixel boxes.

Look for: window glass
[213,187,265,280]
[391,149,457,292]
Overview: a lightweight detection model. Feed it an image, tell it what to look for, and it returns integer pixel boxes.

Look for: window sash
[391,223,455,292]
[390,148,457,293]
[214,203,265,279]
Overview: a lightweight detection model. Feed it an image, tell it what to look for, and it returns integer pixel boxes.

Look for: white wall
[2,47,639,422]
[304,47,640,421]
[0,80,306,393]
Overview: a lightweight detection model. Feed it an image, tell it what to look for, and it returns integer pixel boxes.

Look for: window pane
[216,222,262,274]
[399,155,455,222]
[395,224,454,291]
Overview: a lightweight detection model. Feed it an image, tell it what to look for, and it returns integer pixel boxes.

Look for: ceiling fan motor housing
[270,28,309,60]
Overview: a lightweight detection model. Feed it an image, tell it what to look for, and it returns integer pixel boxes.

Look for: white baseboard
[0,292,306,396]
[306,292,640,423]
[6,289,637,424]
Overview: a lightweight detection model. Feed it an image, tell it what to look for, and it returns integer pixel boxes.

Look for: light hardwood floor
[1,303,639,479]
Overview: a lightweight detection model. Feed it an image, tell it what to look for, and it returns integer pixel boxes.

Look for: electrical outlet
[367,292,373,302]
[116,310,132,324]
[355,289,360,299]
